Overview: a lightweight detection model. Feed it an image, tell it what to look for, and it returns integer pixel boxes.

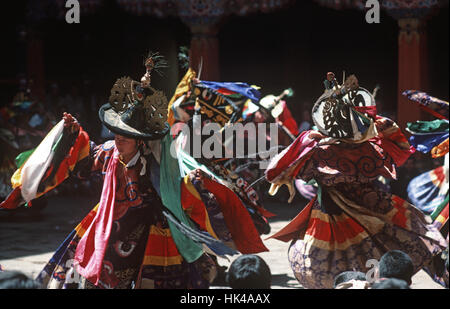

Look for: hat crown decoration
[107,53,169,135]
[312,73,376,140]
[108,77,168,133]
[99,52,170,140]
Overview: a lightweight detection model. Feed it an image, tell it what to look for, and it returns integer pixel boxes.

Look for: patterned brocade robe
[37,139,217,289]
[266,117,448,289]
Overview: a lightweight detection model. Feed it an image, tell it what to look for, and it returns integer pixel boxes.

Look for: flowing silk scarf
[159,133,204,263]
[74,148,119,287]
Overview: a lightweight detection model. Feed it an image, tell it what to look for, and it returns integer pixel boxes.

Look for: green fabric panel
[431,194,449,221]
[159,133,203,263]
[316,182,323,207]
[177,148,219,179]
[306,179,317,186]
[15,148,35,168]
[407,120,449,134]
[224,93,244,99]
[14,133,62,169]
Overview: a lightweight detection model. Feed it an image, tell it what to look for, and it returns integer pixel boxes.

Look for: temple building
[0,0,448,129]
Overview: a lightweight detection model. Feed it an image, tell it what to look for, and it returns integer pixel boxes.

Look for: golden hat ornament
[98,52,170,140]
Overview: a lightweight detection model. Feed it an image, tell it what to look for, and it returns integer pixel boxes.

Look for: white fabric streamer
[20,120,65,202]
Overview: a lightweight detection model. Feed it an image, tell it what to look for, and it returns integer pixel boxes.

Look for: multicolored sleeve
[72,140,115,179]
[180,174,220,240]
[181,169,268,254]
[296,117,415,187]
[264,130,319,202]
[370,116,415,167]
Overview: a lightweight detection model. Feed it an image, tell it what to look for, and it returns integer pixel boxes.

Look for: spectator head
[333,271,367,288]
[226,255,271,289]
[371,278,410,289]
[379,250,414,285]
[0,270,41,289]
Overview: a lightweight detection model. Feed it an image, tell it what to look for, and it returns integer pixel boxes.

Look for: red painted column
[188,25,220,81]
[397,17,429,131]
[27,33,46,102]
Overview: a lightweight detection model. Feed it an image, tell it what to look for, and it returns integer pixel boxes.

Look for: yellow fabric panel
[167,68,196,126]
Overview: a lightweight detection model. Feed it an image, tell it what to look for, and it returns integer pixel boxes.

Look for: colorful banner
[407,166,448,214]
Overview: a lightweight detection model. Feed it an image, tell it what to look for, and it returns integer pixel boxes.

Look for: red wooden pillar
[27,33,46,102]
[397,17,429,130]
[188,25,220,81]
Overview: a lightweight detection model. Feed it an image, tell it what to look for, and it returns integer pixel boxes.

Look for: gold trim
[183,175,201,200]
[306,209,371,250]
[303,230,370,251]
[198,99,230,121]
[11,167,22,189]
[149,225,172,237]
[142,255,183,266]
[310,209,349,223]
[326,189,385,235]
[181,176,220,240]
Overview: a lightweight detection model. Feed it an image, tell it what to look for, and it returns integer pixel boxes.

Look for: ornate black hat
[312,73,377,141]
[98,52,170,140]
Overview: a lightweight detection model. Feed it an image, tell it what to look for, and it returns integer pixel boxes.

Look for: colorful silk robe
[2,124,267,289]
[265,117,448,289]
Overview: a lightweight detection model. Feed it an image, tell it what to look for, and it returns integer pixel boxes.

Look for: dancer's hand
[63,112,80,134]
[309,131,325,140]
[193,168,204,181]
[374,117,395,140]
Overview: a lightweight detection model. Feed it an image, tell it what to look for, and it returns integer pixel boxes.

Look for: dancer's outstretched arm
[1,112,101,209]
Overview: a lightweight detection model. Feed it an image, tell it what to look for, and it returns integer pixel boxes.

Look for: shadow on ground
[0,193,97,260]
